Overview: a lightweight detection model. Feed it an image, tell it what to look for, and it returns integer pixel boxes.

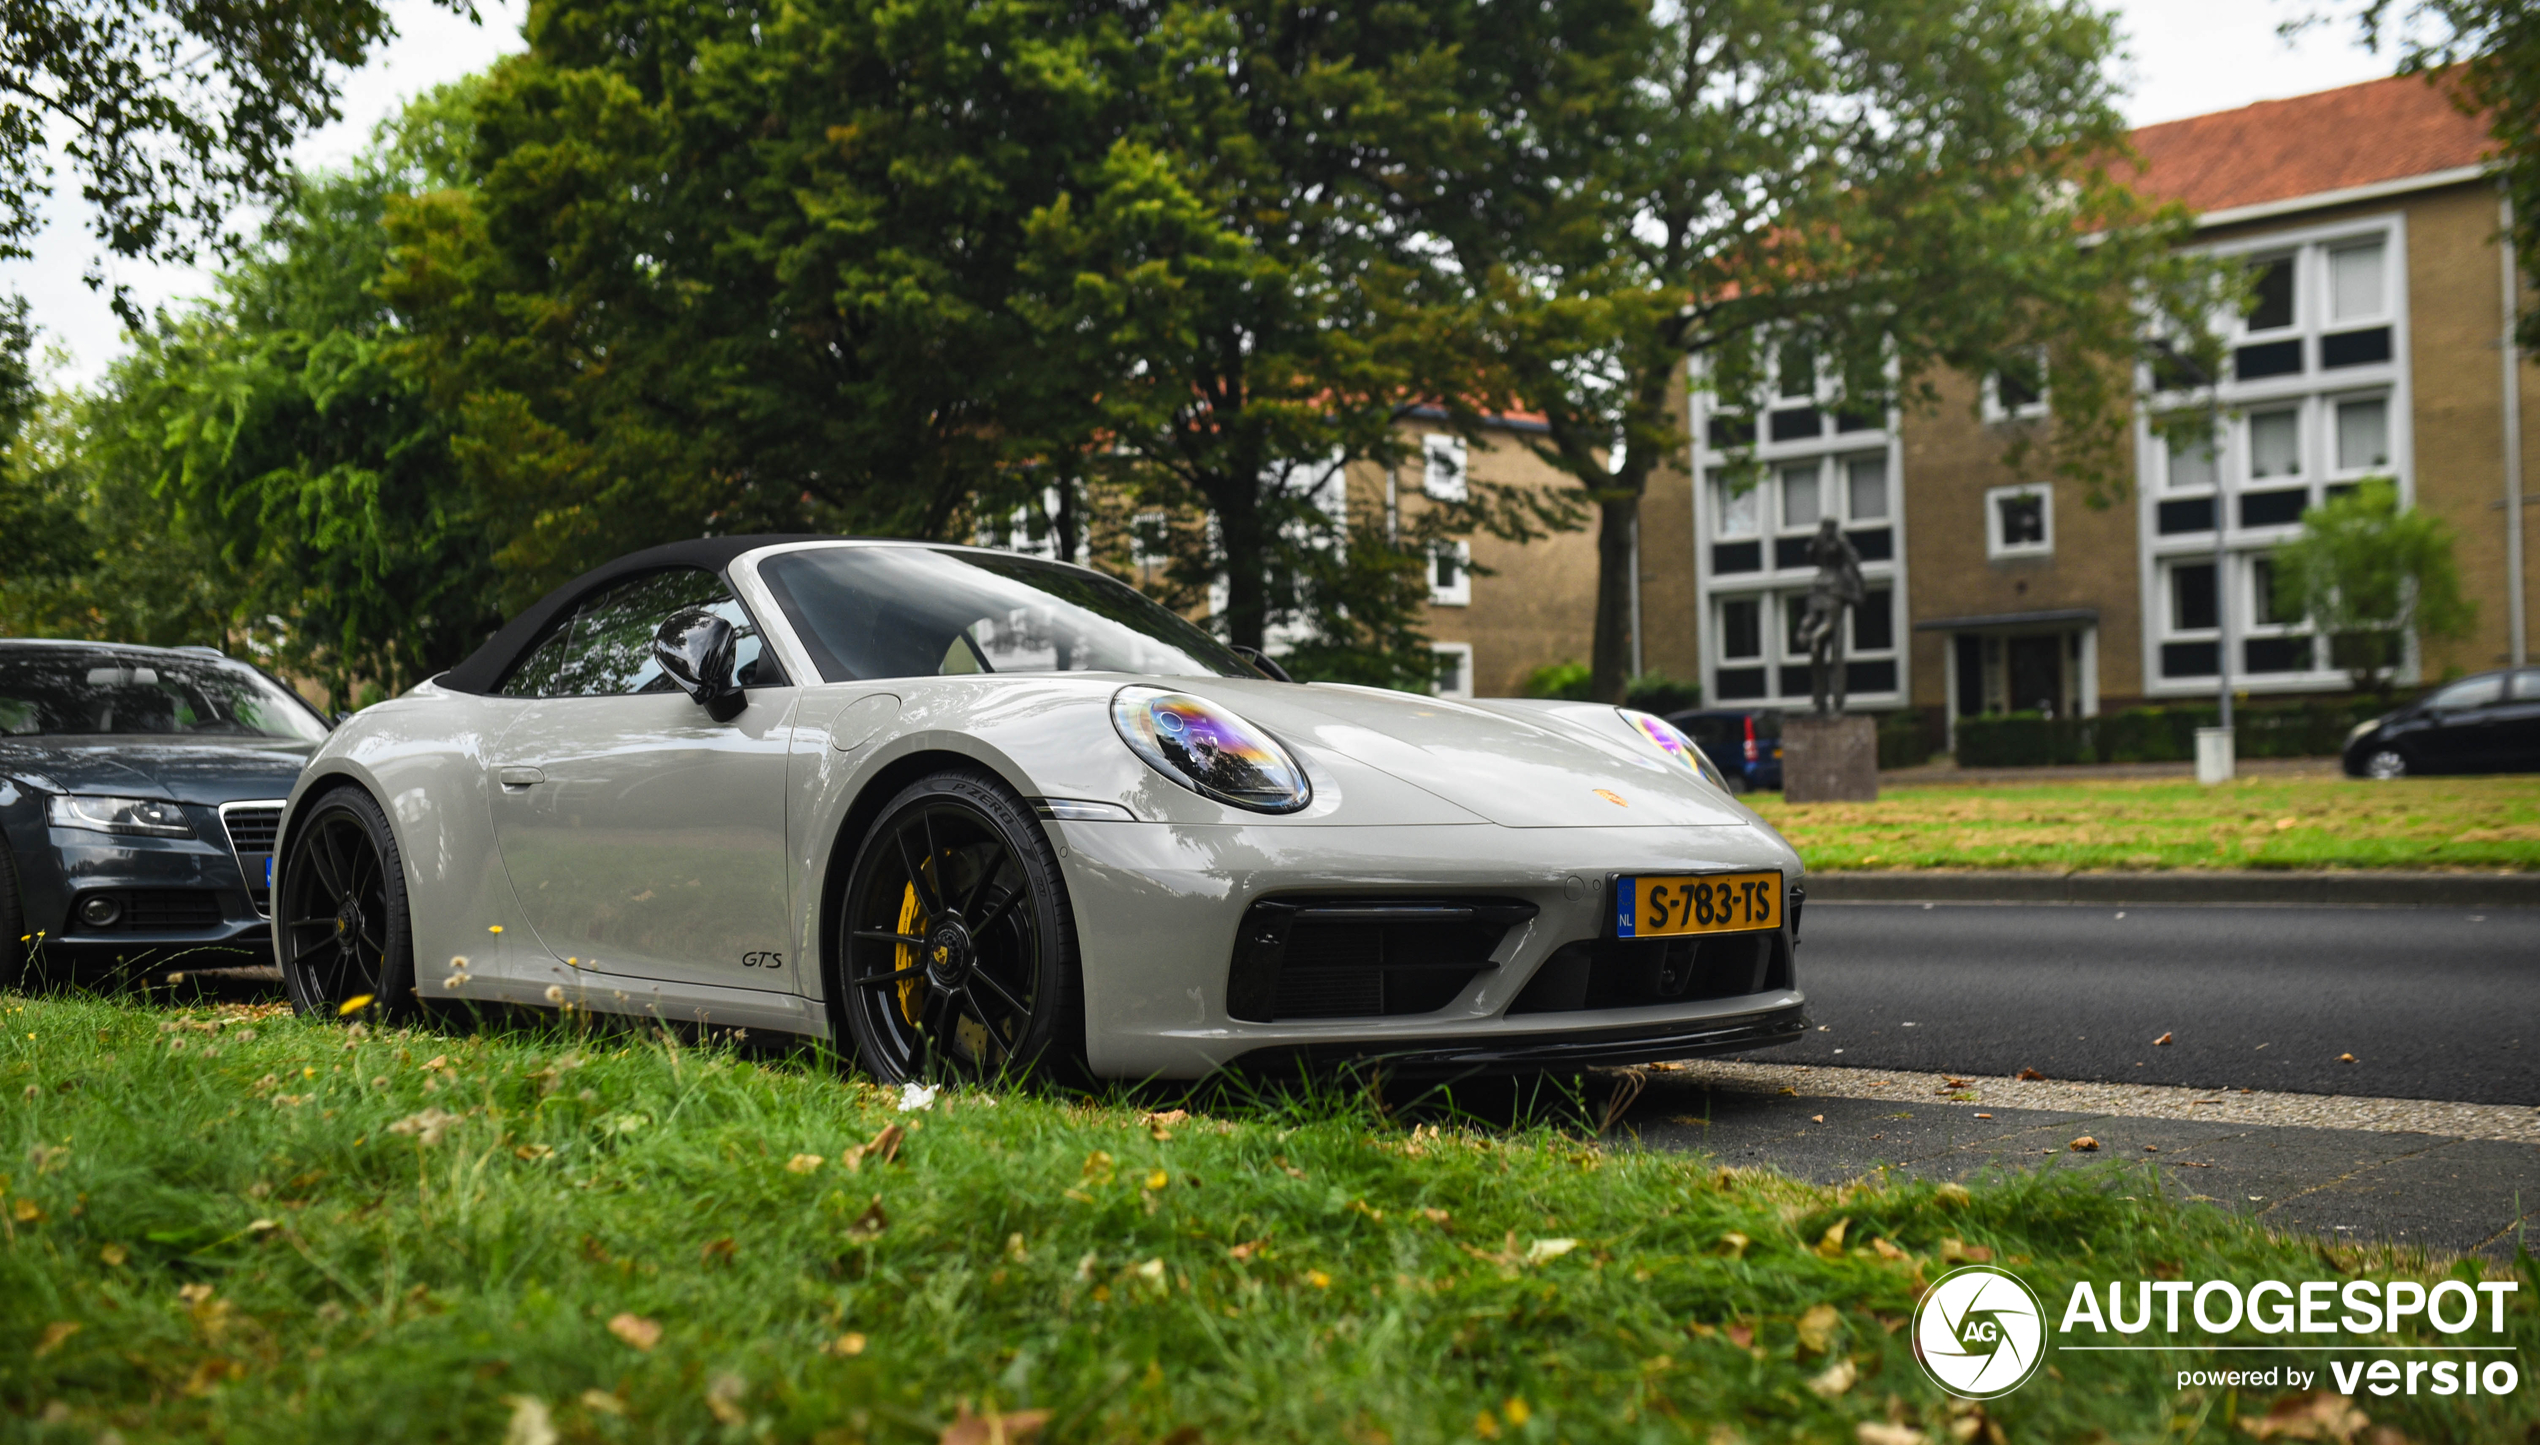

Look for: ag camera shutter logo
[1915,1264,2049,1398]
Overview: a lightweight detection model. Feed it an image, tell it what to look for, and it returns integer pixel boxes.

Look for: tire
[2362,748,2408,781]
[0,834,26,992]
[833,769,1085,1086]
[276,786,418,1024]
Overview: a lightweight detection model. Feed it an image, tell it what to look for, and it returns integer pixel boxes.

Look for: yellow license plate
[1614,870,1782,938]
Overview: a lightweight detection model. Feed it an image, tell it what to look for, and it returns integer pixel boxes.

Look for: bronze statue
[1795,517,1864,715]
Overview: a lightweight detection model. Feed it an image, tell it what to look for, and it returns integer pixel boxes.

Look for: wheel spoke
[322,819,357,900]
[852,929,929,947]
[305,826,344,899]
[969,883,1023,939]
[959,847,1008,920]
[850,960,926,988]
[893,822,944,915]
[967,965,1030,1025]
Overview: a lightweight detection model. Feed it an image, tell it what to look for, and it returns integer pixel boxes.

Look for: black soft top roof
[438,535,837,695]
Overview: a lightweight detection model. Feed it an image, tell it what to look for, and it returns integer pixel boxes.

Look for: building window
[2246,255,2297,332]
[1430,643,1474,699]
[1713,477,1760,537]
[2170,561,2218,632]
[1780,462,1823,529]
[2167,427,2220,491]
[1985,484,2053,558]
[1777,338,1816,399]
[1422,434,1467,501]
[2247,408,2301,480]
[1719,596,1762,660]
[1845,455,1889,520]
[1429,540,1472,606]
[2334,396,2390,472]
[1982,350,2049,422]
[2329,240,2386,323]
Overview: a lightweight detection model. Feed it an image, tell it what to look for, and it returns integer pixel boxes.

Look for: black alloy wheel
[2363,747,2409,780]
[279,787,416,1022]
[835,770,1083,1086]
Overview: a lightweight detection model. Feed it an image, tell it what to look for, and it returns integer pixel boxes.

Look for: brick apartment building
[1407,74,2536,724]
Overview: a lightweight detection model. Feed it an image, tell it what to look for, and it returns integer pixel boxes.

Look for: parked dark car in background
[1665,708,1784,793]
[0,641,328,985]
[2342,667,2540,779]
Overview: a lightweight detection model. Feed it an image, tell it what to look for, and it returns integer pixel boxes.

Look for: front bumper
[21,817,271,961]
[1044,818,1808,1078]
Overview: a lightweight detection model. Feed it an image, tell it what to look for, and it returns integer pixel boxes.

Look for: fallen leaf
[1724,1322,1755,1349]
[579,1389,627,1416]
[1815,1219,1850,1259]
[2069,1136,2100,1152]
[1133,1257,1166,1282]
[99,1243,127,1267]
[1228,1240,1262,1260]
[337,994,374,1016]
[2015,1068,2046,1081]
[2239,1390,2371,1441]
[1143,1108,1190,1139]
[824,1332,868,1357]
[514,1144,554,1162]
[705,1373,748,1425]
[1419,1207,1450,1225]
[1811,1114,1825,1124]
[941,1403,1054,1445]
[787,1153,825,1174]
[2144,1144,2160,1152]
[1714,1231,1749,1259]
[34,1321,80,1357]
[387,1108,464,1146]
[846,1124,905,1171]
[1524,1237,1579,1264]
[848,1195,889,1241]
[2154,1032,2174,1046]
[1858,1424,1928,1445]
[606,1313,662,1352]
[1795,1303,1840,1354]
[2339,1053,2357,1063]
[1808,1357,1858,1397]
[699,1236,737,1266]
[1938,1238,1992,1265]
[504,1395,558,1445]
[1871,1237,1909,1262]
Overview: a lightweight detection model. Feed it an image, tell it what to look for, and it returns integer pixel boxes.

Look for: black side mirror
[654,607,746,721]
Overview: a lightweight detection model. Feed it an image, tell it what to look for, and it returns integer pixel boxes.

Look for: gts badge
[741,951,786,970]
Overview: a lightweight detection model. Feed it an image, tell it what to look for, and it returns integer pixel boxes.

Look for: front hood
[0,739,314,804]
[1189,682,1750,827]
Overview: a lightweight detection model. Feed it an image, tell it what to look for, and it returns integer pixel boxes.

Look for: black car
[0,641,330,983]
[1663,708,1784,793]
[2342,667,2540,778]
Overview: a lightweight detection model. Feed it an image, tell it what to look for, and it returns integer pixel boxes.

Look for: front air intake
[1226,897,1536,1022]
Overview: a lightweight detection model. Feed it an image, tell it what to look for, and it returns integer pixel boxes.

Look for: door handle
[498,766,546,790]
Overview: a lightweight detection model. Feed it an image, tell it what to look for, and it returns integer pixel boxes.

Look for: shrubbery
[1954,698,2392,768]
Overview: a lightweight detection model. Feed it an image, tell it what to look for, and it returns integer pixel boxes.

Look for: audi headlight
[1618,708,1733,793]
[49,794,194,838]
[2347,718,2381,745]
[1111,687,1312,813]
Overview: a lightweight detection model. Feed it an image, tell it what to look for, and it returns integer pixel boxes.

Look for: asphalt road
[1731,902,2540,1105]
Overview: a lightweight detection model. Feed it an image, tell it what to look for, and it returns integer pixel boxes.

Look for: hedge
[1953,697,2392,768]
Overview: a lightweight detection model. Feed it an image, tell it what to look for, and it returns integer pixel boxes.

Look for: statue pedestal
[1782,714,1878,804]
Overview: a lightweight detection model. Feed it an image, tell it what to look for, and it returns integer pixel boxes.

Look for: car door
[2412,673,2509,772]
[2496,669,2540,774]
[485,567,802,990]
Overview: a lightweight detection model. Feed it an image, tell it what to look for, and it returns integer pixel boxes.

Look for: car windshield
[0,649,329,742]
[757,546,1256,683]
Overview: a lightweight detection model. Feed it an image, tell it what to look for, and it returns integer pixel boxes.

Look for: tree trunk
[1590,487,1640,704]
[1210,475,1269,652]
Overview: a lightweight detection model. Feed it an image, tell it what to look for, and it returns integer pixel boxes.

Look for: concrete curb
[1802,869,2540,907]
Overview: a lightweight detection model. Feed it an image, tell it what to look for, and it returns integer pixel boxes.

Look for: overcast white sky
[4,0,2401,385]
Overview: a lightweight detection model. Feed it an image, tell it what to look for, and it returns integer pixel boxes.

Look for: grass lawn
[6,994,2535,1443]
[1752,774,2540,872]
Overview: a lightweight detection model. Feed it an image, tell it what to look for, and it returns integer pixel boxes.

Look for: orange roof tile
[2123,72,2492,218]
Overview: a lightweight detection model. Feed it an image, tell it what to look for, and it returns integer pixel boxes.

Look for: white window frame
[1980,349,2050,423]
[2134,211,2412,698]
[1422,434,1468,501]
[1984,483,2054,559]
[1430,642,1474,699]
[1428,539,1472,607]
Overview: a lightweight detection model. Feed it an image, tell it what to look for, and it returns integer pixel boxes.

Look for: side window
[2427,675,2505,712]
[2512,669,2540,701]
[499,569,785,698]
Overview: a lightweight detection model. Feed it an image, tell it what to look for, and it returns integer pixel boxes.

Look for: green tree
[1426,0,2233,702]
[10,87,501,705]
[3,0,467,318]
[2270,478,2476,693]
[2343,1,2540,346]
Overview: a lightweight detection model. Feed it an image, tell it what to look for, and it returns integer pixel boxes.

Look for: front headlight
[1111,687,1312,813]
[49,794,194,838]
[2347,718,2381,745]
[1617,708,1733,793]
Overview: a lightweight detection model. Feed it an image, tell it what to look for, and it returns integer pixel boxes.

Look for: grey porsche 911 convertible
[273,536,1810,1082]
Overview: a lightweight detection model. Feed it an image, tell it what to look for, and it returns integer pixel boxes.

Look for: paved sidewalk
[1624,1071,2538,1262]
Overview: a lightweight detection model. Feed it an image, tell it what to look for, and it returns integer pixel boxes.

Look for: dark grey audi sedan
[0,641,328,984]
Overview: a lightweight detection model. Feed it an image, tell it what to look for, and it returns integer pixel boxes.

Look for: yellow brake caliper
[894,880,927,1025]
